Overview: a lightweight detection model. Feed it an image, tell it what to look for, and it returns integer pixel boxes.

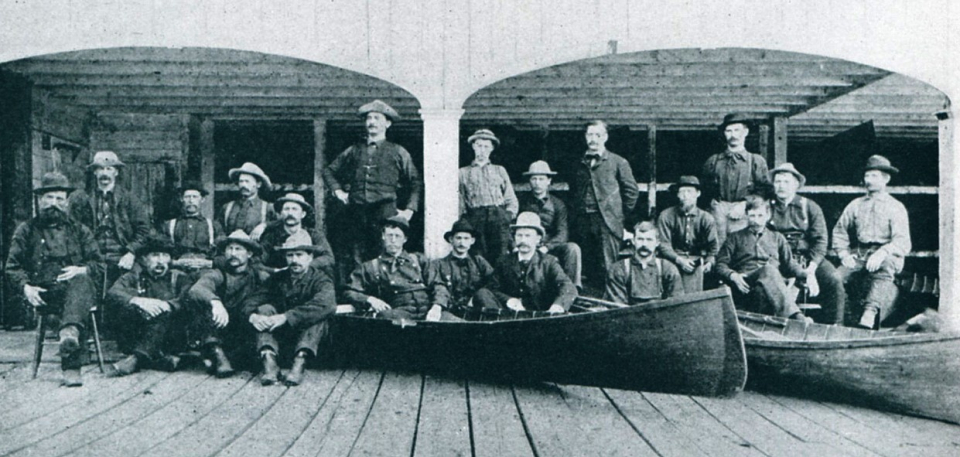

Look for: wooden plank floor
[2,332,960,456]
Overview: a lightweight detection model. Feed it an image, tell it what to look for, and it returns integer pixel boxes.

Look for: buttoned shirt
[164,213,223,259]
[187,266,269,312]
[603,254,683,305]
[5,217,103,289]
[832,191,911,258]
[344,250,436,308]
[715,228,804,280]
[459,161,518,217]
[701,149,770,202]
[519,193,569,249]
[768,195,829,264]
[656,205,719,263]
[432,253,495,309]
[218,196,276,235]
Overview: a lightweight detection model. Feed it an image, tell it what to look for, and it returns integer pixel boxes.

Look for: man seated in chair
[106,236,193,376]
[244,231,336,386]
[344,216,438,321]
[605,221,684,305]
[715,194,812,322]
[5,172,102,387]
[427,219,495,321]
[187,230,270,377]
[655,176,719,293]
[472,212,577,314]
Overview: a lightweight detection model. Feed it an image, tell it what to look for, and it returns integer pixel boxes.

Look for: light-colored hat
[34,172,75,195]
[277,230,324,255]
[358,99,400,121]
[770,163,806,187]
[523,160,557,176]
[864,155,899,175]
[274,192,312,212]
[510,212,545,236]
[87,151,126,171]
[217,230,262,255]
[467,129,500,146]
[228,162,273,191]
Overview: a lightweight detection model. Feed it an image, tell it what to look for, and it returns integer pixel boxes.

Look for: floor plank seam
[736,397,811,443]
[408,374,427,457]
[276,368,351,457]
[345,370,386,457]
[688,396,772,457]
[637,392,717,457]
[207,383,292,457]
[599,388,665,457]
[509,385,540,457]
[762,394,888,457]
[464,380,477,457]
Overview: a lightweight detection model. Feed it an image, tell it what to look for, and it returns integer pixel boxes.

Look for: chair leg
[90,307,105,374]
[32,314,46,379]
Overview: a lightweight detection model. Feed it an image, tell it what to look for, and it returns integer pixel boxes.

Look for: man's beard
[39,206,67,224]
[151,264,169,277]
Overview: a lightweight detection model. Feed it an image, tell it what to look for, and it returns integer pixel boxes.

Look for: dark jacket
[5,217,103,290]
[323,140,421,212]
[571,150,639,236]
[107,266,193,311]
[715,228,805,280]
[344,251,436,309]
[258,222,336,276]
[69,187,151,256]
[768,195,829,265]
[187,266,270,312]
[489,252,577,311]
[432,253,495,310]
[518,193,570,250]
[243,266,336,328]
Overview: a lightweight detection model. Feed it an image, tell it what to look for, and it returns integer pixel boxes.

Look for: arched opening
[0,47,423,325]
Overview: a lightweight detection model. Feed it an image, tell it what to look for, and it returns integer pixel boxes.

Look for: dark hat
[135,235,176,257]
[718,113,754,130]
[177,180,209,196]
[523,160,557,176]
[444,219,478,242]
[227,162,273,190]
[668,175,701,193]
[467,129,500,146]
[87,151,126,171]
[276,230,324,256]
[33,172,75,195]
[382,215,410,235]
[770,162,806,187]
[216,230,263,255]
[863,155,899,175]
[274,192,313,212]
[509,212,545,236]
[358,99,400,121]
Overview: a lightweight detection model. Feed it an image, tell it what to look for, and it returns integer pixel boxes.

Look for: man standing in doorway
[459,129,518,263]
[217,162,276,240]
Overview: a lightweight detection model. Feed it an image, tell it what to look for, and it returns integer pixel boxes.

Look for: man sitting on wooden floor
[605,221,684,305]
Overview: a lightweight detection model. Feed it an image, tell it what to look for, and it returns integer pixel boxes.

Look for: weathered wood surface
[0,358,958,457]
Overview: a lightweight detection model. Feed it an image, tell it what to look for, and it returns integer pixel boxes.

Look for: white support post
[937,110,957,330]
[420,108,464,258]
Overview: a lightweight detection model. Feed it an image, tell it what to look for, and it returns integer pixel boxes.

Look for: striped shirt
[458,161,518,218]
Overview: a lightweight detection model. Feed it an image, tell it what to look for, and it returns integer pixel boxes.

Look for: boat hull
[332,289,747,397]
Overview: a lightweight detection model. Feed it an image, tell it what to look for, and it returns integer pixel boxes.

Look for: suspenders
[168,218,214,247]
[224,200,268,231]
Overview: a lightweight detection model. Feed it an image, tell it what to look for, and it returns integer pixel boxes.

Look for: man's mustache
[637,247,653,256]
[284,215,299,223]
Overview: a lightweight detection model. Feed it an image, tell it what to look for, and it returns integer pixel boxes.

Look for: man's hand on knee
[23,284,47,307]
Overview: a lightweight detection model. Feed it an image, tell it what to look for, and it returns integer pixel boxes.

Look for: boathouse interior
[0,46,949,326]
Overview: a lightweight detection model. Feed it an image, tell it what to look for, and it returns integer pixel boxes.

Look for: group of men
[5,100,912,388]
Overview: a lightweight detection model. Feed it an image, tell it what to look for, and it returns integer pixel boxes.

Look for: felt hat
[274,192,313,212]
[87,151,126,171]
[863,155,899,175]
[467,129,500,146]
[510,212,545,236]
[33,172,75,195]
[523,160,557,176]
[135,235,176,257]
[382,215,410,236]
[358,99,400,121]
[770,162,807,187]
[717,113,754,130]
[276,230,324,256]
[444,219,478,242]
[668,175,701,193]
[217,230,263,255]
[177,180,209,196]
[227,162,273,191]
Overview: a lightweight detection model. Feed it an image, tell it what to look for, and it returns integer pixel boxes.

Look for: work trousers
[346,199,399,273]
[548,243,582,289]
[575,212,620,290]
[837,249,901,326]
[710,200,747,248]
[35,274,97,332]
[806,260,847,325]
[673,256,706,293]
[122,309,182,362]
[730,265,801,318]
[465,206,513,265]
[255,305,328,357]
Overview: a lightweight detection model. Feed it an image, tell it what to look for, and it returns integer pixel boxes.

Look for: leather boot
[61,368,83,387]
[110,354,140,377]
[58,326,81,356]
[210,345,235,378]
[284,352,308,386]
[155,355,181,372]
[260,350,280,386]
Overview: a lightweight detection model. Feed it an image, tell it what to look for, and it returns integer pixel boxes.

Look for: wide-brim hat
[274,192,313,212]
[276,230,324,255]
[87,151,126,171]
[863,155,899,175]
[770,162,807,187]
[216,230,263,255]
[358,99,400,121]
[467,129,500,147]
[383,215,410,236]
[177,180,209,196]
[523,160,557,176]
[33,172,75,195]
[444,219,478,241]
[135,235,177,257]
[668,175,701,193]
[228,162,273,191]
[510,212,545,236]
[717,113,754,130]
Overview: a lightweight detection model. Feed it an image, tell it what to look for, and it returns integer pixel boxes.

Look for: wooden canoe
[331,288,747,398]
[739,311,960,424]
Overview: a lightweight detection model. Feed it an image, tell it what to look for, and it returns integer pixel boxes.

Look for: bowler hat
[444,219,478,242]
[274,192,313,212]
[135,235,176,257]
[770,162,807,187]
[523,160,557,176]
[383,215,410,235]
[717,113,754,130]
[228,162,273,191]
[87,151,126,171]
[217,230,263,255]
[668,175,701,193]
[177,180,209,197]
[467,129,500,147]
[863,155,899,175]
[276,230,324,256]
[33,172,75,195]
[358,100,400,121]
[510,212,545,236]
